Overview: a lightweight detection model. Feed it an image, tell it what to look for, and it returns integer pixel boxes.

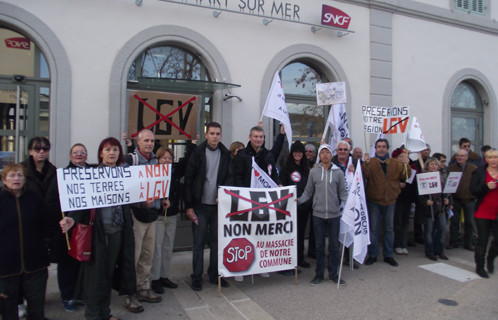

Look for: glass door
[0,83,35,170]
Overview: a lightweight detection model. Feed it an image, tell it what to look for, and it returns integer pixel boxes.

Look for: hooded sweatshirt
[297,163,348,219]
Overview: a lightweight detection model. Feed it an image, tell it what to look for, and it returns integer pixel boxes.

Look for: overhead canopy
[128,77,241,94]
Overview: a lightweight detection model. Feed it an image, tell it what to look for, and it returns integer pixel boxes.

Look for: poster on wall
[416,172,442,196]
[218,186,297,278]
[361,105,409,134]
[316,82,347,106]
[127,90,199,140]
[56,164,171,212]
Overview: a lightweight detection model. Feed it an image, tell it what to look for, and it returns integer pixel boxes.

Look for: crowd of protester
[1,125,497,319]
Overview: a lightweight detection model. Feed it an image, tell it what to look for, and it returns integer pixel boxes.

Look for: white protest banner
[339,157,355,248]
[341,163,370,264]
[218,186,297,277]
[405,116,426,152]
[251,157,278,189]
[262,72,292,150]
[316,82,347,106]
[326,104,350,154]
[362,106,409,134]
[443,172,463,194]
[416,172,442,195]
[57,165,171,212]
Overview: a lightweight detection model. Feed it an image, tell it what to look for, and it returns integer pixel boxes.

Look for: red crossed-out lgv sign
[127,90,199,141]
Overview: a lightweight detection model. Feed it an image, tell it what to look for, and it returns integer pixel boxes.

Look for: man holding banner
[184,122,233,291]
[297,144,348,286]
[362,139,411,267]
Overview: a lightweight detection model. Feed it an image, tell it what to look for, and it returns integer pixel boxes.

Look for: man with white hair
[124,129,162,313]
[447,149,478,251]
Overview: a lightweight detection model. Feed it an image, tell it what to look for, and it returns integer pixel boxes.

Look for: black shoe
[191,279,202,291]
[308,253,316,259]
[476,268,489,278]
[415,238,424,245]
[298,260,311,268]
[384,257,398,267]
[446,244,457,250]
[329,275,346,286]
[407,241,417,247]
[151,280,165,294]
[437,253,448,260]
[344,260,360,269]
[209,278,230,288]
[309,275,324,286]
[160,278,178,289]
[464,245,475,252]
[365,257,377,265]
[426,254,437,261]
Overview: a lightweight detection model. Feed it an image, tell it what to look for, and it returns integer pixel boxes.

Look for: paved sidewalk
[42,242,498,320]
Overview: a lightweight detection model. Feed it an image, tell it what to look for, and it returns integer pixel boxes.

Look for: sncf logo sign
[4,37,30,50]
[321,5,351,29]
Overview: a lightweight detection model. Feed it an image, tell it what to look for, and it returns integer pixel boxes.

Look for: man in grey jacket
[297,144,348,286]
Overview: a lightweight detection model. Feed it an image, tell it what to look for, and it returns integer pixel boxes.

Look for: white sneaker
[402,248,409,255]
[258,273,270,278]
[394,247,403,255]
[234,276,244,282]
[18,304,27,318]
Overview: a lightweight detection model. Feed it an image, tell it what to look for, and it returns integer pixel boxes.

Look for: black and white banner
[218,186,297,277]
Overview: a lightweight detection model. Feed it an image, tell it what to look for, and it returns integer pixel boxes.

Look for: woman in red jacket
[470,149,498,278]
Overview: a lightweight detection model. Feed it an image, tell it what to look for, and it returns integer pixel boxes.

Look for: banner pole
[337,225,348,290]
[429,194,434,221]
[331,105,339,147]
[62,212,71,250]
[363,131,368,155]
[218,276,221,298]
[295,268,298,285]
[350,243,354,271]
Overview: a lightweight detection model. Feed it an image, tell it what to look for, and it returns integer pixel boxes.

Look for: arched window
[451,81,483,154]
[0,27,51,165]
[127,45,213,158]
[280,62,328,142]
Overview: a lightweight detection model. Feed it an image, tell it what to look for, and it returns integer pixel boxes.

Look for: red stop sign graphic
[223,238,255,272]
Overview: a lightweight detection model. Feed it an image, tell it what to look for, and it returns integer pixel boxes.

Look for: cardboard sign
[316,82,347,106]
[416,172,441,195]
[57,165,171,212]
[362,106,409,134]
[218,186,297,277]
[442,172,463,194]
[127,90,199,140]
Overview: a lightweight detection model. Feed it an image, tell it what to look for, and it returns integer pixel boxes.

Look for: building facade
[1,0,497,247]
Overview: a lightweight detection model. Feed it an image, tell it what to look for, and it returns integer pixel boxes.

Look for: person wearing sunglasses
[20,136,56,198]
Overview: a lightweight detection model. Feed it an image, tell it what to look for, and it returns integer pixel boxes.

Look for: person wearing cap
[279,141,312,270]
[297,144,348,286]
[362,139,411,267]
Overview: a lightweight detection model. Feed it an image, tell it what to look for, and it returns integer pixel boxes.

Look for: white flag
[251,157,278,189]
[369,133,385,158]
[262,72,292,150]
[339,157,355,248]
[326,104,350,155]
[405,117,426,152]
[341,163,370,264]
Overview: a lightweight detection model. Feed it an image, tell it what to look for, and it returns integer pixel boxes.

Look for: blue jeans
[424,214,447,255]
[191,204,218,282]
[368,202,395,258]
[313,216,340,278]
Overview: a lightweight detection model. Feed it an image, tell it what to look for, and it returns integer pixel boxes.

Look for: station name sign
[321,5,351,29]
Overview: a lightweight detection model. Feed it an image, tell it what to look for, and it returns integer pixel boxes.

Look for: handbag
[68,209,96,262]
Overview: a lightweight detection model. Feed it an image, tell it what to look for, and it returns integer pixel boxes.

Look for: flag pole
[337,225,348,290]
[363,131,368,156]
[331,105,339,146]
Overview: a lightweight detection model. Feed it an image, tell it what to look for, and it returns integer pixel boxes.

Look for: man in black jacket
[184,122,232,291]
[233,126,281,188]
